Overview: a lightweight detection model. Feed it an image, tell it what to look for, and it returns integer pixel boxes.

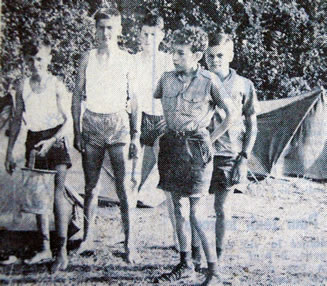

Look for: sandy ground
[0,177,327,285]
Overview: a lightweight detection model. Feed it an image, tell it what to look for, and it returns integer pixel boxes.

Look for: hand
[128,139,139,160]
[34,137,56,157]
[5,153,16,175]
[74,134,85,153]
[231,157,248,185]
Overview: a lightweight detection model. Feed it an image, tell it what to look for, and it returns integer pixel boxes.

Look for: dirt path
[0,178,326,285]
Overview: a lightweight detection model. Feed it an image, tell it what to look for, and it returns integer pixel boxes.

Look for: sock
[191,245,201,263]
[216,247,222,259]
[180,251,192,265]
[207,261,219,275]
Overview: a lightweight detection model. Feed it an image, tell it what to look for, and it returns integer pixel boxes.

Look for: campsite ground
[0,177,327,285]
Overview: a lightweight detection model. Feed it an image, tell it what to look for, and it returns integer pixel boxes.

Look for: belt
[166,128,207,138]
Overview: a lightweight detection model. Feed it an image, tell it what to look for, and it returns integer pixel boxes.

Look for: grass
[0,177,327,285]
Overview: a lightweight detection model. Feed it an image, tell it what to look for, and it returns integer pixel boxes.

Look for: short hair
[208,33,234,49]
[94,7,121,27]
[141,14,164,29]
[172,26,208,53]
[23,38,51,58]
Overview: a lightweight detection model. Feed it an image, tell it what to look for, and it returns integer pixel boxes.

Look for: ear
[194,51,204,62]
[228,49,234,63]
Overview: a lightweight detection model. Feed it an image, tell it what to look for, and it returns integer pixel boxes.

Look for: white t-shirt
[131,51,173,116]
[85,48,133,114]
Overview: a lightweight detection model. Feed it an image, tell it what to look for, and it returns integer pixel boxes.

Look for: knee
[174,205,188,223]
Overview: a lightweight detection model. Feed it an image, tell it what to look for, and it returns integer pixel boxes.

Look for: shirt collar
[176,64,202,81]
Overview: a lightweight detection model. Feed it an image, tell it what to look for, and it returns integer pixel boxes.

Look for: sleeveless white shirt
[22,75,65,132]
[131,51,173,116]
[85,48,132,114]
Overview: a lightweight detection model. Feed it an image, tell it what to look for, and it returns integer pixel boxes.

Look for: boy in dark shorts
[132,14,178,249]
[5,39,73,272]
[153,26,235,285]
[72,8,139,263]
[205,33,258,262]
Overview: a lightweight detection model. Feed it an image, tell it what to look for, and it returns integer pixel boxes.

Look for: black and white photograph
[0,0,326,285]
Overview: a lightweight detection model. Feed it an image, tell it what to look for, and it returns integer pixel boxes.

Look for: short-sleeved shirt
[154,66,233,132]
[131,51,173,116]
[208,69,259,157]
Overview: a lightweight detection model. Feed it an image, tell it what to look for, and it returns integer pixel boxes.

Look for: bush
[1,0,326,100]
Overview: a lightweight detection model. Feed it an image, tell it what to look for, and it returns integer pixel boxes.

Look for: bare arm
[72,52,88,152]
[5,79,24,173]
[72,52,88,137]
[242,113,257,155]
[210,80,236,142]
[54,80,73,140]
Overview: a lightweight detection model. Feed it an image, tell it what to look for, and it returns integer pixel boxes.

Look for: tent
[249,88,327,180]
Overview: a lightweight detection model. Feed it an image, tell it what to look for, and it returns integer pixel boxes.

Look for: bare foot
[24,250,52,265]
[73,240,95,255]
[125,249,140,264]
[50,251,68,273]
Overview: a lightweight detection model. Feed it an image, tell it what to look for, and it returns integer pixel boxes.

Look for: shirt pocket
[162,91,179,112]
[181,92,209,116]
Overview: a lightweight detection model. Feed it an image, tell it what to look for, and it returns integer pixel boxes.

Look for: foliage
[1,0,326,100]
[1,0,94,94]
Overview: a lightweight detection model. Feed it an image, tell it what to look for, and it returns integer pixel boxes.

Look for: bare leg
[190,197,217,264]
[171,193,191,253]
[24,214,52,264]
[75,143,105,254]
[51,164,72,272]
[108,144,138,263]
[164,191,179,251]
[214,188,230,259]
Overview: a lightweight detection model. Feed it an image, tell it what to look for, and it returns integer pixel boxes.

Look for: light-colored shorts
[82,109,130,147]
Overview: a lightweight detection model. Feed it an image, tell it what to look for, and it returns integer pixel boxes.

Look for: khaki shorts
[82,109,130,147]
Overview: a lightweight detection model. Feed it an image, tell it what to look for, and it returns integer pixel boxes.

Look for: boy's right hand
[74,134,85,153]
[5,154,16,175]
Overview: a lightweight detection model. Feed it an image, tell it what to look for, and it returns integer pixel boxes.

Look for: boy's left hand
[129,140,139,160]
[231,157,248,185]
[34,137,56,157]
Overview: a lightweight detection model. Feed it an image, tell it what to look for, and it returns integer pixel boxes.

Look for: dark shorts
[82,109,130,148]
[25,125,72,170]
[157,129,213,197]
[209,156,236,194]
[140,112,166,146]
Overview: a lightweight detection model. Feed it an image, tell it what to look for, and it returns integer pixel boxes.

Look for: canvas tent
[249,88,327,180]
[1,88,326,229]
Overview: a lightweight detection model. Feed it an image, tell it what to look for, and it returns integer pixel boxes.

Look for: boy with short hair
[132,13,178,249]
[205,32,258,261]
[5,39,73,272]
[153,26,235,285]
[72,8,139,263]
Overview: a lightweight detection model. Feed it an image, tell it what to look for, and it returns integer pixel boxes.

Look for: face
[28,45,52,73]
[205,43,234,74]
[96,17,122,47]
[172,44,201,73]
[140,25,164,51]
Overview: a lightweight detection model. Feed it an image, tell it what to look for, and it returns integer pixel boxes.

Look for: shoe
[200,272,220,286]
[194,262,202,273]
[153,262,195,283]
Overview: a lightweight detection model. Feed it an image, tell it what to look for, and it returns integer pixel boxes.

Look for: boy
[5,39,73,272]
[153,26,235,285]
[205,33,258,262]
[132,14,178,250]
[72,8,139,263]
